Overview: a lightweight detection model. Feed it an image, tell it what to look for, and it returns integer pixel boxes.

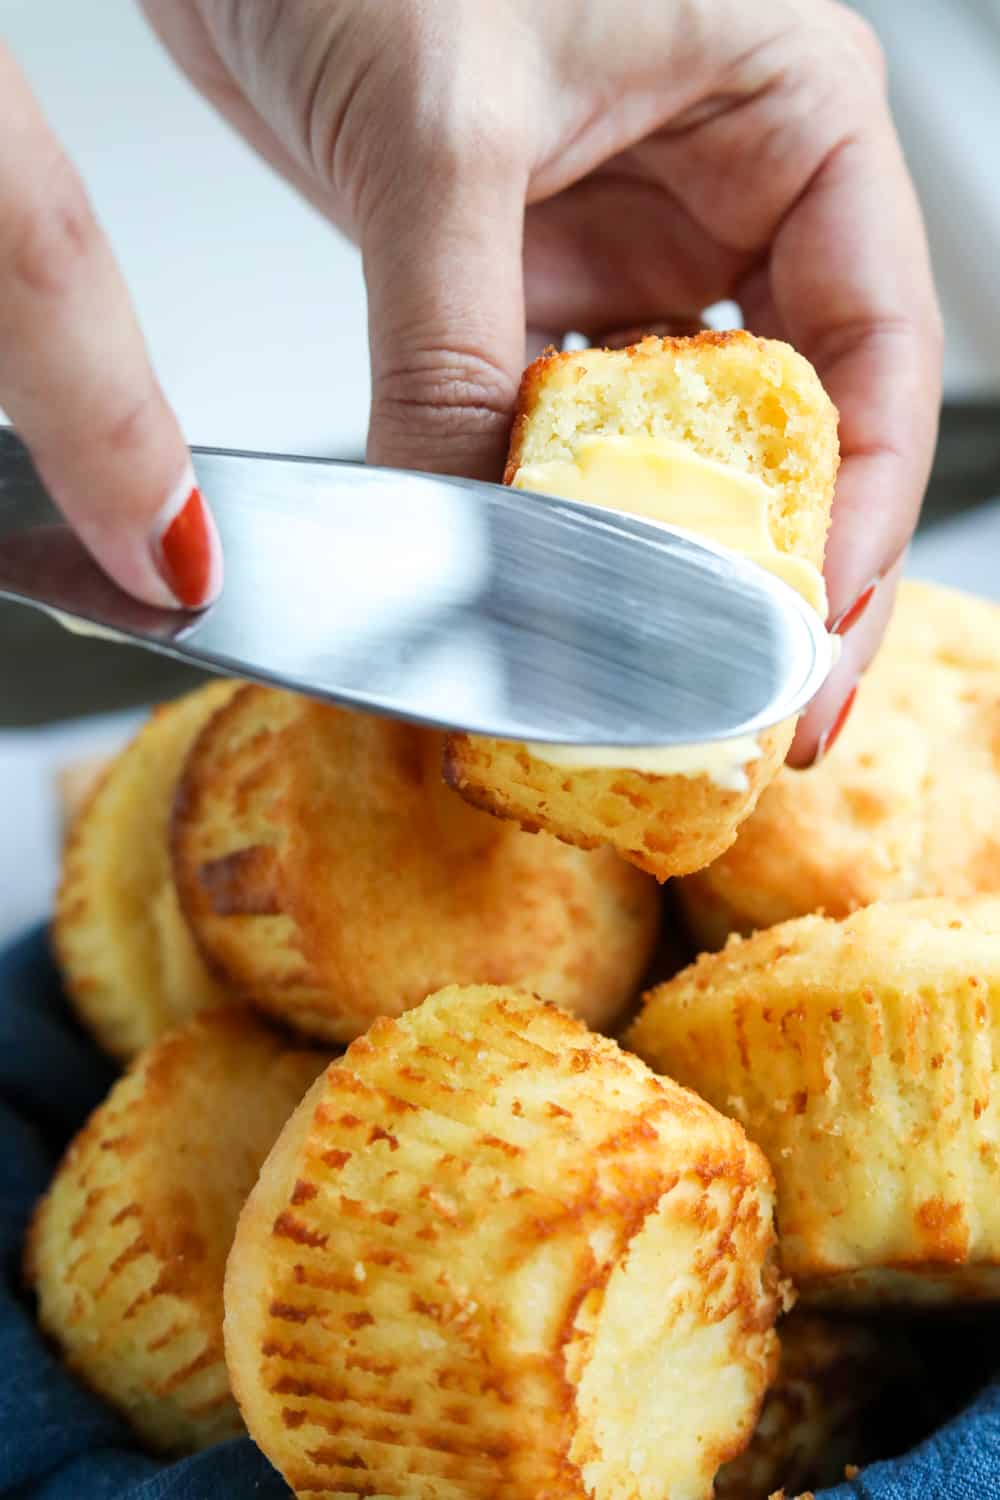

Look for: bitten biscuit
[445,332,838,882]
[629,898,1000,1305]
[715,1313,923,1499]
[25,1008,325,1453]
[680,581,1000,947]
[172,686,659,1043]
[224,985,781,1500]
[54,680,239,1058]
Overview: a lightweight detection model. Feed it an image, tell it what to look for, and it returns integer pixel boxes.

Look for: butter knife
[0,429,833,747]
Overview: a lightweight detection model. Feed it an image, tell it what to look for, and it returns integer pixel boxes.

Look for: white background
[856,0,1000,395]
[3,0,372,457]
[6,0,1000,410]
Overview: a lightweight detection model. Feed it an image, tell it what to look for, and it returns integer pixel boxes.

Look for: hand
[0,44,220,608]
[8,1,942,765]
[140,0,942,762]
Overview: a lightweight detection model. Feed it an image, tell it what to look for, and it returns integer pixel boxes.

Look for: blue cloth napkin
[1,925,997,1499]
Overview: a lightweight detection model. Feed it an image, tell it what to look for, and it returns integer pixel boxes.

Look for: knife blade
[0,428,833,748]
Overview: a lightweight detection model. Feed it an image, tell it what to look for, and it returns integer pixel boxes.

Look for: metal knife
[0,428,833,747]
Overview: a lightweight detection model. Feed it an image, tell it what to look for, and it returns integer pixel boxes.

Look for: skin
[1,0,941,762]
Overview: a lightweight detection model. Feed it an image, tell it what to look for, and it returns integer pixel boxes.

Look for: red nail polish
[158,487,213,607]
[815,685,858,763]
[152,465,221,608]
[830,580,878,637]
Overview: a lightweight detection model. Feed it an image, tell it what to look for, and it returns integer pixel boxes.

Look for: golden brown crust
[445,722,792,879]
[171,686,660,1043]
[504,332,838,543]
[25,1007,325,1453]
[53,681,240,1058]
[447,331,839,882]
[55,752,114,839]
[679,581,1000,945]
[629,897,1000,1305]
[224,984,780,1499]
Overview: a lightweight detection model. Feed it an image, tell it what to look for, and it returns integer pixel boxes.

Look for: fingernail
[813,684,858,765]
[151,463,223,608]
[829,578,879,637]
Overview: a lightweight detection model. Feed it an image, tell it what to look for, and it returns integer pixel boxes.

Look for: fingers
[524,177,745,334]
[788,553,904,767]
[362,156,527,480]
[764,124,942,759]
[0,45,221,608]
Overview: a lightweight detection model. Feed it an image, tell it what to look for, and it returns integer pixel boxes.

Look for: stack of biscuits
[25,331,1000,1500]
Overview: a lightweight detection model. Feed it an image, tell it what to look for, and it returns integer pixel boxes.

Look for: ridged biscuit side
[172,686,660,1042]
[25,1008,325,1452]
[53,680,239,1058]
[629,898,1000,1304]
[445,332,838,881]
[679,581,1000,944]
[225,985,780,1500]
[445,729,792,880]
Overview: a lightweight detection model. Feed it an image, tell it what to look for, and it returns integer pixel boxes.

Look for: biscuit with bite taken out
[224,984,782,1500]
[444,332,838,882]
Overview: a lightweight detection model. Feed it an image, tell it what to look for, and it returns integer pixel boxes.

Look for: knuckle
[428,104,528,185]
[833,6,887,82]
[387,13,528,183]
[374,348,517,423]
[100,385,162,459]
[4,150,97,297]
[370,348,518,471]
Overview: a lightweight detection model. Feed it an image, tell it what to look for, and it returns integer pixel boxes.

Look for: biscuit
[224,984,781,1500]
[56,751,113,838]
[172,687,659,1042]
[54,680,239,1058]
[680,581,1000,947]
[715,1313,922,1499]
[444,332,838,881]
[629,897,1000,1305]
[25,1008,325,1453]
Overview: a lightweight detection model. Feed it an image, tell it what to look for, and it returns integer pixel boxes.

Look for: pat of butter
[532,736,764,793]
[513,435,826,788]
[514,435,827,617]
[46,609,132,646]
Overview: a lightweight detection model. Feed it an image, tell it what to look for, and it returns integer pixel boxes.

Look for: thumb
[0,46,221,610]
[362,164,526,481]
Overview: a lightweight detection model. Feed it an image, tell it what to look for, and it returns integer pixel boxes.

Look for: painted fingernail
[814,685,858,765]
[151,463,223,608]
[829,578,879,637]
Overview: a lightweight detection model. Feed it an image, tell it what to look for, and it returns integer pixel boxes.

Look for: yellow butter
[513,435,826,788]
[514,435,827,616]
[529,736,764,793]
[46,609,132,646]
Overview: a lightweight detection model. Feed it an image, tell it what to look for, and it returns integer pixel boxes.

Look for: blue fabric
[0,926,289,1499]
[1,925,998,1497]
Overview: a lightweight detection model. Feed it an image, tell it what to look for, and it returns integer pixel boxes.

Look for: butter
[514,436,827,617]
[513,435,826,788]
[46,609,132,646]
[529,736,763,792]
